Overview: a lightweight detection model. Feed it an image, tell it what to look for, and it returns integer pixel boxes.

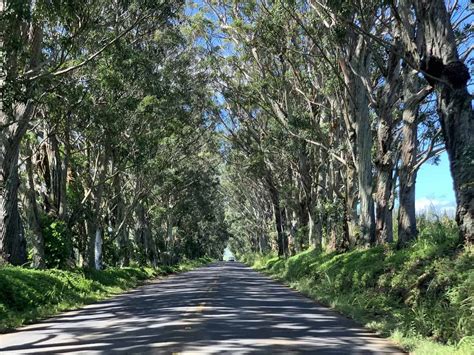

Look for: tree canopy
[0,0,472,269]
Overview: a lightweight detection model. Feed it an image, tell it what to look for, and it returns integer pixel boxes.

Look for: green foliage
[0,257,212,332]
[40,215,73,269]
[240,252,277,269]
[243,219,474,354]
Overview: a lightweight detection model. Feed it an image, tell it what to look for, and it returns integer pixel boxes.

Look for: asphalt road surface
[0,262,403,354]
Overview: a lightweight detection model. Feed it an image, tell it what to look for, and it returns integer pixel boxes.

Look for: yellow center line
[196,301,206,313]
[182,276,218,330]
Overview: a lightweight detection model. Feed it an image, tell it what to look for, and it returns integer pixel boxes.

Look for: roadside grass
[240,219,473,354]
[0,257,212,332]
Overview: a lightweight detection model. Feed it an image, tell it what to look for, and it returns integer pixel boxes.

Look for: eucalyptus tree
[0,0,183,265]
[198,0,471,255]
[1,0,230,269]
[72,8,221,268]
[403,0,473,245]
[315,0,473,244]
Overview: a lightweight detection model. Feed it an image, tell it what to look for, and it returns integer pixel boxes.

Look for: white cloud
[415,197,456,217]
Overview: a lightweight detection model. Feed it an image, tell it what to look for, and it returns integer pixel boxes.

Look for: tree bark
[58,113,71,220]
[50,133,63,215]
[136,202,153,265]
[86,150,107,269]
[412,0,474,245]
[0,8,42,265]
[374,45,401,244]
[265,172,287,257]
[0,145,26,265]
[339,35,376,246]
[25,143,45,268]
[397,66,425,247]
[0,103,33,265]
[112,158,129,266]
[165,211,173,264]
[345,161,358,245]
[297,143,313,249]
[353,70,376,246]
[94,227,102,270]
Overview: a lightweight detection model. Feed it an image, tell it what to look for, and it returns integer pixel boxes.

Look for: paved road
[0,262,403,354]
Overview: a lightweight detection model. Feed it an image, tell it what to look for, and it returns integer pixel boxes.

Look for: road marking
[196,301,206,313]
[182,275,218,331]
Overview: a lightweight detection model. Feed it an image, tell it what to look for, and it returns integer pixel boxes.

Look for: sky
[223,246,235,260]
[415,152,456,216]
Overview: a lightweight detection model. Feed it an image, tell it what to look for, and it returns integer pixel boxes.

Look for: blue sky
[416,152,456,215]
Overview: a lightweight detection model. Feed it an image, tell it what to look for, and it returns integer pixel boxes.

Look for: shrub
[40,215,73,269]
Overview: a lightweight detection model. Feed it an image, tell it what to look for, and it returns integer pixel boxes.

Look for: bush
[40,215,73,269]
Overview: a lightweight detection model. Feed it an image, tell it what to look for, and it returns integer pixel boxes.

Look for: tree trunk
[290,209,299,254]
[25,144,45,268]
[59,114,71,220]
[354,80,375,246]
[311,147,325,249]
[112,164,129,266]
[375,177,394,245]
[86,150,107,269]
[166,211,173,264]
[339,36,376,246]
[345,161,358,245]
[374,42,401,245]
[136,202,153,265]
[397,66,423,247]
[0,103,33,265]
[94,228,102,270]
[413,0,474,245]
[298,143,313,250]
[49,133,62,213]
[266,174,286,257]
[326,160,337,251]
[0,12,42,264]
[374,134,395,244]
[0,145,26,265]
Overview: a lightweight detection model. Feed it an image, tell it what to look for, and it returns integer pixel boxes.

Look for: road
[0,262,403,354]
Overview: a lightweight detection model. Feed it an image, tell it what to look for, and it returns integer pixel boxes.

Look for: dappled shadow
[0,262,403,354]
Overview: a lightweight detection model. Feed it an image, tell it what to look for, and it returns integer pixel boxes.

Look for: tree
[407,0,473,245]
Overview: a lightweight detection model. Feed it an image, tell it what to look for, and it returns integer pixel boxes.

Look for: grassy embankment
[0,257,212,332]
[240,219,473,355]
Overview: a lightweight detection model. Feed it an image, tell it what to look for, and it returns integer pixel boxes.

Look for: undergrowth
[240,218,473,354]
[0,257,212,332]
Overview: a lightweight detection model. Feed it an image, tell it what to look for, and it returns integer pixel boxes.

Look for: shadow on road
[0,262,403,354]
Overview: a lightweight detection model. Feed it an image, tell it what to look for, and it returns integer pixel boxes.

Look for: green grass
[0,257,212,332]
[240,219,473,354]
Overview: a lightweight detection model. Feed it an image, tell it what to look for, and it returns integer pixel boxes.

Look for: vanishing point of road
[0,262,403,354]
